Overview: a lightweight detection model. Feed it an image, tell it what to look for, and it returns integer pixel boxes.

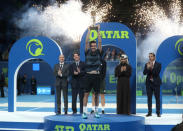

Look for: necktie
[60,64,63,70]
[76,62,79,67]
[150,63,153,81]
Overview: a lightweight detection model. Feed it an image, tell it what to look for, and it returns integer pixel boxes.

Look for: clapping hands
[121,66,126,72]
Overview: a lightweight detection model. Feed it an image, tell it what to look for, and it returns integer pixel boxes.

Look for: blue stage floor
[0,95,182,114]
[0,95,182,131]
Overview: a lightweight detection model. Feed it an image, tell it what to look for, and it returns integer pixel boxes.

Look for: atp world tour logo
[175,38,183,56]
[26,39,44,56]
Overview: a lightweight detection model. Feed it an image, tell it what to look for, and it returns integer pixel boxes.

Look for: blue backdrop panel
[156,36,183,77]
[156,35,183,114]
[44,115,145,131]
[8,36,62,112]
[18,61,55,94]
[80,22,137,114]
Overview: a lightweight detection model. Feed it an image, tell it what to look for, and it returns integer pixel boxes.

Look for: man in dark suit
[21,74,27,94]
[70,52,85,114]
[143,53,162,117]
[0,72,5,97]
[54,54,69,115]
[31,75,37,95]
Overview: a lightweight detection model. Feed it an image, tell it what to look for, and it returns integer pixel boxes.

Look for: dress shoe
[65,111,67,115]
[56,112,60,115]
[146,113,152,117]
[73,111,77,114]
[91,110,94,114]
[80,111,83,114]
[102,110,105,114]
[157,113,161,117]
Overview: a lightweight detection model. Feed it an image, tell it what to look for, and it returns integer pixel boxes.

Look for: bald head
[59,54,65,63]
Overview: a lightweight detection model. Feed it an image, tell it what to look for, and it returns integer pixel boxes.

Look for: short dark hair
[73,51,80,56]
[89,40,97,47]
[149,52,155,57]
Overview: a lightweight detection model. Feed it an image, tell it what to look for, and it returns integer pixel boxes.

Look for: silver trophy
[90,11,98,31]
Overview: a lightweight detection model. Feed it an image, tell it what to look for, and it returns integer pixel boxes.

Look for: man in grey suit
[54,54,69,115]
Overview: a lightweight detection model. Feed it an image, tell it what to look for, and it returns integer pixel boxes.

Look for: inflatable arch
[8,36,62,112]
[156,35,183,113]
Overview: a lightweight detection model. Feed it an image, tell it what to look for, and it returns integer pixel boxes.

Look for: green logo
[175,38,183,56]
[55,125,74,131]
[26,39,44,56]
[89,30,129,41]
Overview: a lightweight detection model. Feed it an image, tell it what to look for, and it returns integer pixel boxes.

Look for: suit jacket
[54,63,70,88]
[70,61,85,81]
[143,61,162,86]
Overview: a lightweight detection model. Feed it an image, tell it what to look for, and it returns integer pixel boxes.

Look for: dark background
[1,0,183,61]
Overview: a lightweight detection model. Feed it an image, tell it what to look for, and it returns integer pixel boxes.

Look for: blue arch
[80,22,137,113]
[8,36,62,112]
[156,35,183,114]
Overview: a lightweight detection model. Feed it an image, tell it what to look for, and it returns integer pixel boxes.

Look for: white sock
[83,106,87,113]
[95,106,98,112]
[102,106,105,111]
[92,106,95,111]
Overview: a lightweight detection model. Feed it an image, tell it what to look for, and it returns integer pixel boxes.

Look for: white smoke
[138,21,183,62]
[136,0,183,62]
[16,0,92,43]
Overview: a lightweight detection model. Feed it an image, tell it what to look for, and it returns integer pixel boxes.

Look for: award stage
[0,95,182,130]
[0,111,181,131]
[44,114,145,131]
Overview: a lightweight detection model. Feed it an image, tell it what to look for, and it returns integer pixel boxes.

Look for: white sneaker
[95,112,100,118]
[82,113,87,119]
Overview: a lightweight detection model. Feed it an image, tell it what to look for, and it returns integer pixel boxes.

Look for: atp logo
[26,39,44,56]
[175,38,183,56]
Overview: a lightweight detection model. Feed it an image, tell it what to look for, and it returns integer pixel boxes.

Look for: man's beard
[121,62,127,66]
[90,49,97,56]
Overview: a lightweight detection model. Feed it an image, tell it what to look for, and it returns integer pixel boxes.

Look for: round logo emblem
[26,39,44,56]
[175,38,183,56]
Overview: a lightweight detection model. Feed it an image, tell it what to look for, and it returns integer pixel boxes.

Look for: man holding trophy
[82,11,103,119]
[54,54,70,115]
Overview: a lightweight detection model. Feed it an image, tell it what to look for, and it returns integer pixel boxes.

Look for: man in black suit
[70,52,85,114]
[0,72,5,97]
[31,75,37,95]
[54,54,69,115]
[143,53,162,117]
[21,74,27,94]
